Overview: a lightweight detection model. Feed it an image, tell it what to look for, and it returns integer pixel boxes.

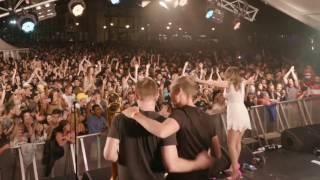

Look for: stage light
[178,27,182,31]
[45,3,50,8]
[140,0,151,8]
[110,22,114,26]
[211,27,215,31]
[159,0,185,10]
[141,27,145,31]
[159,1,169,10]
[168,22,172,25]
[166,26,170,30]
[103,25,107,29]
[125,24,130,29]
[178,0,188,7]
[68,0,86,17]
[205,8,224,23]
[111,0,120,5]
[75,22,79,26]
[205,9,214,19]
[312,46,315,51]
[36,6,42,10]
[18,13,37,33]
[9,19,16,25]
[21,21,35,32]
[233,18,241,30]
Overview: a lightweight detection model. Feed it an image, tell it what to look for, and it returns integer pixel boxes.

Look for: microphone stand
[73,101,78,179]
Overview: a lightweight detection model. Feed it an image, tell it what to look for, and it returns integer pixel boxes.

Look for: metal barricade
[303,96,320,124]
[1,142,76,180]
[247,97,320,145]
[248,105,283,145]
[76,132,110,177]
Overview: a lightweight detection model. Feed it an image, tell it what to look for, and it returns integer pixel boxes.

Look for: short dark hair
[92,104,100,111]
[20,109,32,120]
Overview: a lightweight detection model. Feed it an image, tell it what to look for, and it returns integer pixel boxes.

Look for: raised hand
[134,62,140,69]
[146,63,151,69]
[199,63,203,69]
[290,66,295,72]
[102,78,107,86]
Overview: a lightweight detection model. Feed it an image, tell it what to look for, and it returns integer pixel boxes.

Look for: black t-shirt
[108,111,177,180]
[167,105,217,180]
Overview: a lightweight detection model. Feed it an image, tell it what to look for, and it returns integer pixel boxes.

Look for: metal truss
[0,0,58,19]
[216,0,259,22]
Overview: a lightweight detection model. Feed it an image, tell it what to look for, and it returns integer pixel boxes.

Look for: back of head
[224,66,242,91]
[135,77,159,101]
[171,76,198,97]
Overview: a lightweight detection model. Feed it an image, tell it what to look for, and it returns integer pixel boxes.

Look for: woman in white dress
[198,66,253,179]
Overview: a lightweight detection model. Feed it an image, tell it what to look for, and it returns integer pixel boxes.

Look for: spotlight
[211,27,215,31]
[9,19,17,25]
[166,26,170,30]
[75,22,79,26]
[206,9,214,19]
[103,25,107,29]
[159,0,184,10]
[139,0,151,8]
[110,0,120,5]
[233,18,241,30]
[110,22,114,26]
[36,6,42,10]
[159,1,169,10]
[312,46,315,51]
[125,24,130,29]
[168,22,172,25]
[178,27,182,31]
[68,0,86,17]
[205,8,224,23]
[178,0,188,7]
[45,3,50,8]
[141,27,145,31]
[18,14,37,33]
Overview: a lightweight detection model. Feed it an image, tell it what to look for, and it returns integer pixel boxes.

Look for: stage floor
[238,149,320,180]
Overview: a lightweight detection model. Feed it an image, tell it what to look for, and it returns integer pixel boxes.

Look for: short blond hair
[135,78,158,100]
[171,76,198,97]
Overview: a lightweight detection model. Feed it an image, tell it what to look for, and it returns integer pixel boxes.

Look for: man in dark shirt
[122,76,222,180]
[104,77,211,180]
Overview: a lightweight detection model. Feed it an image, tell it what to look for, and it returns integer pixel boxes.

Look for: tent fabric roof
[0,38,25,51]
[264,0,320,31]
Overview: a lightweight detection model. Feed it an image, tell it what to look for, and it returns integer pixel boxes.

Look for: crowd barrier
[1,96,319,180]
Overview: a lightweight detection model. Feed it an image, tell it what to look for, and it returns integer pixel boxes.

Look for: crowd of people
[0,44,319,168]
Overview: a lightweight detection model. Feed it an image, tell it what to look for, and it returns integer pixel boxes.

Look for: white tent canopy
[0,38,29,60]
[264,0,320,31]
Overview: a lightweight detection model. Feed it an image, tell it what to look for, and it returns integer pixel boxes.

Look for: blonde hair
[135,77,158,100]
[171,76,198,97]
[224,66,242,91]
